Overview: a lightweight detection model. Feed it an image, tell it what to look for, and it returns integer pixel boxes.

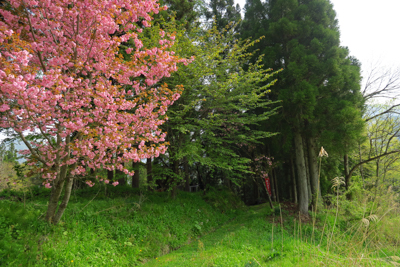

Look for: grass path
[143,203,398,267]
[143,204,300,267]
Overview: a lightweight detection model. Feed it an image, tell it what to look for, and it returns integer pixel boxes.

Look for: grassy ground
[1,186,399,266]
[0,186,242,266]
[144,201,400,267]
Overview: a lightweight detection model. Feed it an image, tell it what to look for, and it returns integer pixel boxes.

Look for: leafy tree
[152,20,280,196]
[0,0,187,224]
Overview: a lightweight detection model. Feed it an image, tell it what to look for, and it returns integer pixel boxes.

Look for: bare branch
[16,132,47,164]
[363,65,400,101]
[22,1,47,73]
[346,150,400,182]
[365,103,400,122]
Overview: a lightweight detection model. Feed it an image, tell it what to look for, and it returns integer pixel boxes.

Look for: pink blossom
[86,181,95,187]
[0,0,189,194]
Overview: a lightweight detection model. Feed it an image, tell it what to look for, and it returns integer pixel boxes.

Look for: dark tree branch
[346,150,400,184]
[365,104,400,122]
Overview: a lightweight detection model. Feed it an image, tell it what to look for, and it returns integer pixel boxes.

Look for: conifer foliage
[241,0,364,214]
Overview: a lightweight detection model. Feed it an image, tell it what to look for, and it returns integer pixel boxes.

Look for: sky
[235,0,400,83]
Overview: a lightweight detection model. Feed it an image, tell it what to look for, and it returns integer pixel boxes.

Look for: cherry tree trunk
[45,164,74,224]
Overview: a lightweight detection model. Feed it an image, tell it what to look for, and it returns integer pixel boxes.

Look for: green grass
[144,203,400,267]
[0,186,242,266]
[0,186,399,266]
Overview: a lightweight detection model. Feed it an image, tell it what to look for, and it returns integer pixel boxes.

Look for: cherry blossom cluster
[0,0,188,187]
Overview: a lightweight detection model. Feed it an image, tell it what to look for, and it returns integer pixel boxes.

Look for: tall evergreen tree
[205,0,242,31]
[242,0,364,215]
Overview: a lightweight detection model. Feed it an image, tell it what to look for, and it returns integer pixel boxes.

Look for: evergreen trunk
[303,140,312,204]
[344,154,349,190]
[294,131,309,216]
[183,157,190,192]
[270,169,276,202]
[308,137,321,207]
[107,169,114,182]
[147,158,153,191]
[291,157,298,204]
[171,160,179,198]
[132,161,140,188]
[117,162,126,185]
[273,168,279,202]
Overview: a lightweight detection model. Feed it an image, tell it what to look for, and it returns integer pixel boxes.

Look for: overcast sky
[236,0,400,81]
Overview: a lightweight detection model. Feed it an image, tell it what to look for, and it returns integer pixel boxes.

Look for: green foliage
[154,19,280,190]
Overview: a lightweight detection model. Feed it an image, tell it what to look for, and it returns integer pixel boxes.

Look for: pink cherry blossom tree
[0,0,187,224]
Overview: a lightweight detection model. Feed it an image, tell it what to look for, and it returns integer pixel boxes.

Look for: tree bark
[345,150,400,187]
[45,136,76,224]
[184,157,190,192]
[263,177,274,209]
[291,157,298,204]
[344,154,349,190]
[116,162,126,185]
[147,158,153,191]
[107,169,114,182]
[45,177,66,223]
[374,159,380,197]
[308,137,321,207]
[53,176,74,224]
[303,138,312,204]
[358,144,365,188]
[132,161,140,188]
[171,160,179,198]
[273,168,279,202]
[45,163,69,223]
[270,168,276,202]
[294,131,309,216]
